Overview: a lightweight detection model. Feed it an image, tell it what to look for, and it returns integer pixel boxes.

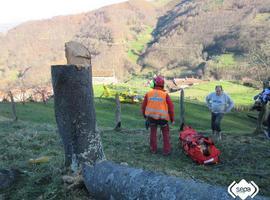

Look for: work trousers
[149,118,171,155]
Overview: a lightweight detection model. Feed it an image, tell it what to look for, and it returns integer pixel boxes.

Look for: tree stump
[51,65,105,168]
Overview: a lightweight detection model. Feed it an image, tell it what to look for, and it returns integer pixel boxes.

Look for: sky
[0,0,127,25]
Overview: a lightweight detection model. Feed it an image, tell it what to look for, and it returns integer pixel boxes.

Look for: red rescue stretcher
[179,126,220,165]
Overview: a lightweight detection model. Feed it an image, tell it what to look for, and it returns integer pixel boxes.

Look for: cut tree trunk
[51,65,105,168]
[83,161,267,200]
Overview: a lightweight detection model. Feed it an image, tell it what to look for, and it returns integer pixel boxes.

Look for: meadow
[0,80,269,199]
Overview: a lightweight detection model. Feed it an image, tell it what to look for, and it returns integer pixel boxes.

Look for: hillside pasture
[0,81,269,199]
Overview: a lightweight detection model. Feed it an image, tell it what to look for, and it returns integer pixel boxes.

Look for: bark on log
[51,65,105,168]
[82,161,267,200]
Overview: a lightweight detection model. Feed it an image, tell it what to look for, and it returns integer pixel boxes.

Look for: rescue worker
[206,85,234,140]
[141,76,174,155]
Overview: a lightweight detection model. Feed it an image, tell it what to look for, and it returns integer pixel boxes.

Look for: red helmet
[154,76,165,87]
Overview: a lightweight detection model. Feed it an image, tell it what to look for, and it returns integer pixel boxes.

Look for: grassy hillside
[182,81,260,107]
[0,0,159,87]
[140,0,270,81]
[1,81,269,199]
[73,0,158,79]
[0,14,85,85]
[127,26,153,63]
[0,0,269,89]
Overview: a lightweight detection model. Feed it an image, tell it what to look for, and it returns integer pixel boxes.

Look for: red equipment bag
[179,126,220,164]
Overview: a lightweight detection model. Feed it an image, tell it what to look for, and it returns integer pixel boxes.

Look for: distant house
[92,70,118,84]
[166,77,205,92]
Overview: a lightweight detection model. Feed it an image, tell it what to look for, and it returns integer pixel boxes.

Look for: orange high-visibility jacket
[145,89,169,121]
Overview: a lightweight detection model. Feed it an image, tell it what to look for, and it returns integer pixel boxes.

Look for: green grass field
[212,53,236,68]
[127,26,153,63]
[0,81,269,199]
[182,81,260,107]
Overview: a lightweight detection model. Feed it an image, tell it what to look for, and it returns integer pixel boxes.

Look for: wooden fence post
[8,91,18,121]
[179,89,185,130]
[114,93,121,131]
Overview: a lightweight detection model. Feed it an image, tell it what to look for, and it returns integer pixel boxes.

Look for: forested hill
[0,0,160,87]
[0,0,269,88]
[140,0,270,81]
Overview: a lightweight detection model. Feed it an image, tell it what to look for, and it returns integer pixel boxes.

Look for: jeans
[211,112,224,132]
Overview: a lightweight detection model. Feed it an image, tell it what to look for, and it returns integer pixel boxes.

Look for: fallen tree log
[83,161,267,200]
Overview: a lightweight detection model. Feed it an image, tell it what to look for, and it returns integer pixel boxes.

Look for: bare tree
[17,67,31,104]
[33,82,51,104]
[0,79,18,121]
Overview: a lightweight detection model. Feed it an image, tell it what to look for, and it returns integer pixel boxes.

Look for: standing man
[142,76,174,155]
[206,85,234,140]
[253,82,270,139]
